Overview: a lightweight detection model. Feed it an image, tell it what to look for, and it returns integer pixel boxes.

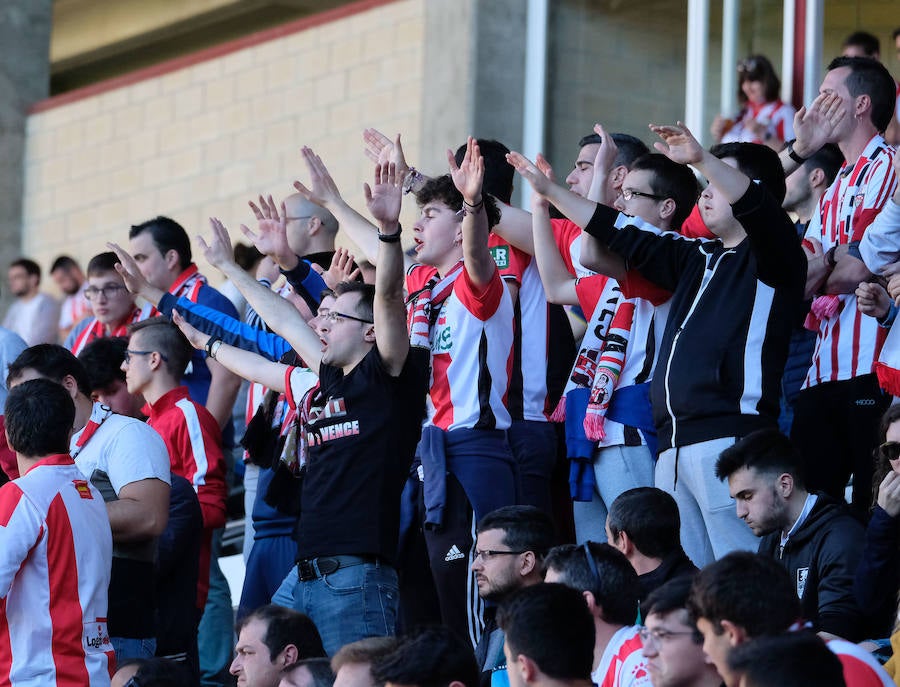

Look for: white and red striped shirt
[592,625,652,687]
[803,135,897,387]
[721,100,796,144]
[828,638,894,686]
[0,454,113,686]
[552,218,593,278]
[67,307,143,356]
[406,264,514,431]
[59,289,90,332]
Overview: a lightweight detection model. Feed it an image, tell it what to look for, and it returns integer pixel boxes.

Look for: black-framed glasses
[878,441,900,462]
[124,349,168,364]
[84,284,128,301]
[472,549,527,562]
[638,626,697,646]
[621,188,666,202]
[322,311,374,325]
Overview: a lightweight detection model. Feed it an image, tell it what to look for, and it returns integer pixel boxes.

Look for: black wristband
[205,336,222,357]
[825,246,837,269]
[786,139,807,165]
[377,232,402,243]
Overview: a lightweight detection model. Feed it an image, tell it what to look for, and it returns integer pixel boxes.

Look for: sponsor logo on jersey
[490,245,511,270]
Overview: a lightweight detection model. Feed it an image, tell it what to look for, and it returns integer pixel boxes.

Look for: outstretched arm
[199,218,323,371]
[450,138,496,289]
[365,162,410,376]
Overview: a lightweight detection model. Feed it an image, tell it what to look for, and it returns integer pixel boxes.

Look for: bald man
[283,194,340,269]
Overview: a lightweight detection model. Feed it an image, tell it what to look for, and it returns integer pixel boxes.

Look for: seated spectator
[230,605,326,687]
[330,637,398,687]
[66,252,141,355]
[111,657,193,687]
[50,255,89,342]
[280,658,335,687]
[3,258,61,346]
[0,378,113,684]
[640,578,721,687]
[727,633,846,687]
[471,506,555,687]
[687,551,892,687]
[372,626,478,687]
[715,429,866,640]
[543,542,650,686]
[497,584,595,687]
[78,336,146,418]
[606,487,698,603]
[855,405,900,637]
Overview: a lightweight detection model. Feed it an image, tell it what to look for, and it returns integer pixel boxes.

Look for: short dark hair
[802,143,843,187]
[372,626,478,687]
[687,552,801,638]
[827,56,897,132]
[843,31,880,57]
[332,281,375,324]
[414,175,501,229]
[9,258,41,279]
[736,54,782,104]
[50,255,79,273]
[5,378,76,457]
[86,252,121,277]
[125,657,193,687]
[331,636,398,676]
[498,583,595,681]
[7,344,92,397]
[727,632,846,687]
[283,658,335,687]
[608,487,682,559]
[78,337,128,391]
[476,505,555,558]
[455,139,514,204]
[127,317,193,379]
[710,142,786,204]
[642,577,702,644]
[577,133,651,170]
[129,216,192,270]
[628,154,700,230]
[543,542,639,626]
[237,605,326,662]
[714,428,806,489]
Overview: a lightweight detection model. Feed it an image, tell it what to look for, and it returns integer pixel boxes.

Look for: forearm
[373,220,410,374]
[204,360,241,429]
[823,257,874,295]
[462,206,497,288]
[494,203,536,254]
[804,255,830,300]
[578,234,627,280]
[210,342,291,393]
[328,199,381,265]
[542,184,601,229]
[107,496,168,542]
[693,150,750,204]
[280,261,328,309]
[532,207,579,305]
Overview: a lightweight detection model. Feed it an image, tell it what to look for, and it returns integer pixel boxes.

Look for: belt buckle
[297,559,315,581]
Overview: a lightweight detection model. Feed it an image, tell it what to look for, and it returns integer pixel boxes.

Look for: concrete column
[0,0,52,308]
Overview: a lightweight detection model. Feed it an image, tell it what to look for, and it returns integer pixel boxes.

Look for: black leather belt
[296,554,379,582]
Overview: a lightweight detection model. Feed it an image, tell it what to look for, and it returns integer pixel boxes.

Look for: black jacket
[584,182,806,450]
[758,494,866,641]
[854,505,900,637]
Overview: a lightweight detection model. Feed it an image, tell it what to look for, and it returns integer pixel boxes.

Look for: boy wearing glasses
[66,252,142,355]
[122,317,227,621]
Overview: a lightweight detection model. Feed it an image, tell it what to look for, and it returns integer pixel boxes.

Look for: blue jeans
[112,636,156,666]
[272,560,398,655]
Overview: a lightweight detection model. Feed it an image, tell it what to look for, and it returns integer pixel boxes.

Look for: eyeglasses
[124,349,168,364]
[638,626,697,646]
[878,441,900,462]
[620,188,666,202]
[322,311,374,325]
[84,284,128,301]
[472,549,527,562]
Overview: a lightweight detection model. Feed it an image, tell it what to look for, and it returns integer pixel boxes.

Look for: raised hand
[198,217,237,271]
[878,470,900,518]
[856,281,891,319]
[364,162,402,227]
[172,310,208,351]
[293,147,345,209]
[448,136,484,204]
[363,129,410,180]
[592,123,619,174]
[255,256,281,283]
[650,121,704,165]
[506,150,553,197]
[531,154,555,211]
[793,93,845,156]
[106,241,160,304]
[322,247,360,289]
[243,194,293,264]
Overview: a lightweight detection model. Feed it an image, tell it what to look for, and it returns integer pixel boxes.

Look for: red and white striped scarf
[140,264,207,319]
[70,307,143,356]
[405,261,465,349]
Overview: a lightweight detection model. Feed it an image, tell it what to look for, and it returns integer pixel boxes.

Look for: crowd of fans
[2,27,900,687]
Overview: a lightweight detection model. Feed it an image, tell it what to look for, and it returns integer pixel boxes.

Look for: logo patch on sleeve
[73,480,93,500]
[490,246,510,269]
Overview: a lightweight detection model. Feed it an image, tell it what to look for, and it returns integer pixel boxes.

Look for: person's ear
[280,644,299,666]
[363,324,376,343]
[720,619,748,647]
[617,530,636,557]
[308,216,322,237]
[519,550,537,577]
[163,249,181,272]
[808,167,826,189]
[777,472,795,498]
[60,374,80,400]
[610,165,628,188]
[658,198,676,221]
[854,93,871,119]
[149,352,165,372]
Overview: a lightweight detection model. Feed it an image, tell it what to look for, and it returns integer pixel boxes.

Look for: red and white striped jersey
[552,218,593,278]
[803,135,897,387]
[406,264,514,431]
[721,100,796,144]
[592,625,652,687]
[59,290,90,332]
[828,638,894,686]
[0,454,113,686]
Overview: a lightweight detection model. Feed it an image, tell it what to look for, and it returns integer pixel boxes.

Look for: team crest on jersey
[73,480,93,500]
[796,567,809,598]
[854,193,865,207]
[433,315,452,354]
[490,245,510,270]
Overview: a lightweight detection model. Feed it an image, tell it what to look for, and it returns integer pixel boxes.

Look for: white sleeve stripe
[174,399,209,488]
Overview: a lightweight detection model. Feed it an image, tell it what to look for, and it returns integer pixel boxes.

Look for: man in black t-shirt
[144,161,428,656]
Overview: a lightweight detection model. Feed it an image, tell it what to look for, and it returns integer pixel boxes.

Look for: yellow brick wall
[22,0,425,290]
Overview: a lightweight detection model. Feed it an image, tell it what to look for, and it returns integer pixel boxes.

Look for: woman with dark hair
[854,404,900,638]
[711,54,795,151]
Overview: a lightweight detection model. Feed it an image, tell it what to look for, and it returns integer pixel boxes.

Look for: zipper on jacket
[662,248,735,447]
